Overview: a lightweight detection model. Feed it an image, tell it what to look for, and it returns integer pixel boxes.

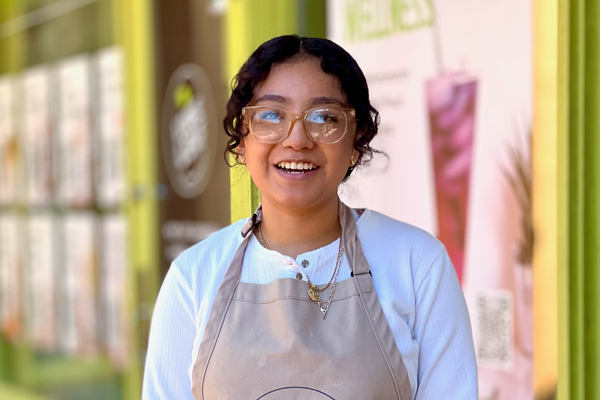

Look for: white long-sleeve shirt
[143,209,478,399]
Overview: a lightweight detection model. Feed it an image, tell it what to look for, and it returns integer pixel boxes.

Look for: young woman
[143,35,477,400]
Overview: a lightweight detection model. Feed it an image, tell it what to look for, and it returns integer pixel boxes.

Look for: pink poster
[328,0,533,398]
[25,213,58,351]
[60,212,98,356]
[0,76,19,206]
[56,55,93,208]
[22,66,53,206]
[100,214,129,368]
[0,214,21,340]
[95,47,127,209]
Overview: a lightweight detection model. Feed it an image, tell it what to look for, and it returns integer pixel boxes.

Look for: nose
[281,116,314,150]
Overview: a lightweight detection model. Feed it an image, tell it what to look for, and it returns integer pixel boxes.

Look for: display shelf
[0,380,48,400]
[35,357,119,388]
[3,339,121,392]
[0,0,158,399]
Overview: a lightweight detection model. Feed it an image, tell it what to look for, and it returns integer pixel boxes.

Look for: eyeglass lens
[250,108,348,144]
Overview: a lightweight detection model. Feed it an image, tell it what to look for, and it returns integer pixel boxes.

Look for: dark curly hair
[224,35,380,180]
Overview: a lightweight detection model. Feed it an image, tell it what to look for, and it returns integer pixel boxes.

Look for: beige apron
[192,202,412,400]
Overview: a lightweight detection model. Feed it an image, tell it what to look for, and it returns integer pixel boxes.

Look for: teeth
[277,161,316,171]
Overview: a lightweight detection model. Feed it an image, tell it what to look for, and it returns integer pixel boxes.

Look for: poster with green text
[329,1,533,398]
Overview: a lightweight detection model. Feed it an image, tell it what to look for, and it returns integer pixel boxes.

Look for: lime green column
[0,0,29,391]
[225,0,326,223]
[558,0,600,399]
[112,0,159,399]
[0,0,16,382]
[0,0,25,74]
[584,1,600,398]
[556,0,570,396]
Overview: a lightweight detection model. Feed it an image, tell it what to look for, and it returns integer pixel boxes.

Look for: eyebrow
[311,97,347,106]
[253,94,286,104]
[253,95,347,107]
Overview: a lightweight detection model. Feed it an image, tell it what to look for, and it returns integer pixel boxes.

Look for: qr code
[474,290,513,369]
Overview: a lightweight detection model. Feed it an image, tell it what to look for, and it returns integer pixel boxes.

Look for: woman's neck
[259,199,341,259]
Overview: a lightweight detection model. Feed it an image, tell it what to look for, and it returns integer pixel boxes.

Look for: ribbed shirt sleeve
[142,262,196,400]
[413,249,478,399]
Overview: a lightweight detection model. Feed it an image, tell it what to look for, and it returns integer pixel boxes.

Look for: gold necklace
[307,240,344,319]
[255,222,344,319]
[256,222,270,250]
[258,223,335,293]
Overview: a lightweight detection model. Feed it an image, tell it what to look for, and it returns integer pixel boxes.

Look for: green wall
[225,0,326,223]
[558,0,600,399]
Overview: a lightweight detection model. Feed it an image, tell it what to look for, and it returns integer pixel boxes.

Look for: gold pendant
[308,283,321,303]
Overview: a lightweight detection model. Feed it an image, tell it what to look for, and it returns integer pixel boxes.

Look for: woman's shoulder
[358,209,444,253]
[171,218,246,271]
[357,209,454,290]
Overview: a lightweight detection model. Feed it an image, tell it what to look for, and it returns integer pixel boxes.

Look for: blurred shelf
[35,357,120,389]
[0,380,49,400]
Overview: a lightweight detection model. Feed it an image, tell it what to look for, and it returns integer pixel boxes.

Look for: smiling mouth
[276,161,318,173]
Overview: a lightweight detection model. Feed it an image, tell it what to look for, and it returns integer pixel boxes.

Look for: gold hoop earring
[350,155,357,167]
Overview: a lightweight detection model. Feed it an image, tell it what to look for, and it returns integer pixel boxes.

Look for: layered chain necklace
[256,222,344,319]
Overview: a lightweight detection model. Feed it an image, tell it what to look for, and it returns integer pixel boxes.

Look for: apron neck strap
[239,201,371,277]
[339,200,371,277]
[241,205,263,238]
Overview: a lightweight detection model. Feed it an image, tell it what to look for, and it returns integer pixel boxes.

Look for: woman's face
[239,57,358,212]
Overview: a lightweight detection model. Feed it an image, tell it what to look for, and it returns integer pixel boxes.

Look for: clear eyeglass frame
[241,105,356,144]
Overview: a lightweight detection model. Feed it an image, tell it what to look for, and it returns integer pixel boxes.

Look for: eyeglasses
[241,105,356,144]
